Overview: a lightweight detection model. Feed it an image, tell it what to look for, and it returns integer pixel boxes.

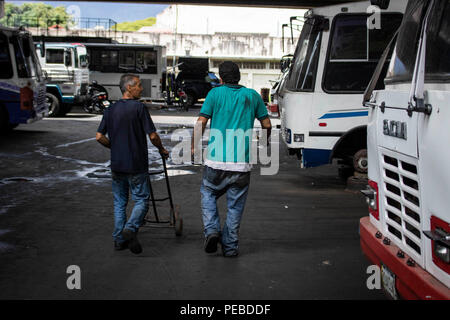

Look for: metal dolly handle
[143,154,182,236]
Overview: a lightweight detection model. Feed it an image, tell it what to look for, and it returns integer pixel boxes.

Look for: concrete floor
[0,106,384,300]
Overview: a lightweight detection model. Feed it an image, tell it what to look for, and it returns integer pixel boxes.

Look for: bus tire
[353,149,368,173]
[46,92,62,117]
[186,93,196,107]
[338,165,354,181]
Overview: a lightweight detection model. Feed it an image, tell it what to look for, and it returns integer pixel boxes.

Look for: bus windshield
[386,0,450,84]
[12,34,41,80]
[77,46,88,68]
[0,32,13,78]
[284,17,322,92]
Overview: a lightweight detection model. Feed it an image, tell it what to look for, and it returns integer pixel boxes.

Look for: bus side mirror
[280,57,292,73]
[40,39,45,58]
[64,49,71,67]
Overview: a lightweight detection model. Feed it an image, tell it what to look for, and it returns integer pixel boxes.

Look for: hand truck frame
[142,155,183,236]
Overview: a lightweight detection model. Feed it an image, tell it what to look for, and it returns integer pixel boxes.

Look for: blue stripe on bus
[1,89,35,124]
[0,88,20,102]
[319,111,368,119]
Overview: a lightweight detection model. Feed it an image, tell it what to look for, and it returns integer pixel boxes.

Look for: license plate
[102,101,110,107]
[381,264,398,300]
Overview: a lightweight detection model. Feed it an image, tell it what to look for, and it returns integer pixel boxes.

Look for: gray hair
[119,74,139,94]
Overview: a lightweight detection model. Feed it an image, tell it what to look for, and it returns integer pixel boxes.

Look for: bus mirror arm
[363,29,399,106]
[408,97,432,116]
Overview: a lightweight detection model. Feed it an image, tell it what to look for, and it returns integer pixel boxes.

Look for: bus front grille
[380,150,423,266]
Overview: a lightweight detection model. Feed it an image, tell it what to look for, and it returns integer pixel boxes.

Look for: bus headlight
[434,242,450,264]
[361,180,379,220]
[423,217,450,270]
[294,134,304,143]
[285,128,292,144]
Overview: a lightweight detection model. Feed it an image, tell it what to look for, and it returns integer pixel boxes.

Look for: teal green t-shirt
[199,84,269,163]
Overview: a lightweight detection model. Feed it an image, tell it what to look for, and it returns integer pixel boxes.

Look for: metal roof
[72,0,360,9]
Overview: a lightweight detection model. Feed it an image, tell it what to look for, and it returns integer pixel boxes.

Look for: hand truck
[142,155,183,236]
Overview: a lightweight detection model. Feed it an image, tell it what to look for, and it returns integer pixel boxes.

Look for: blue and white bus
[0,26,47,132]
[278,0,406,176]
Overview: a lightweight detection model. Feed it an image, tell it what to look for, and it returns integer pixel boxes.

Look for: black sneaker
[121,228,142,255]
[204,233,220,253]
[223,250,239,258]
[114,240,129,251]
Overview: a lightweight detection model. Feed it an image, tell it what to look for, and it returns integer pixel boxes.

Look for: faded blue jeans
[200,166,250,255]
[111,171,150,243]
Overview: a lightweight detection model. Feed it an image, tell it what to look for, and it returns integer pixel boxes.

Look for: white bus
[0,26,47,132]
[84,43,166,101]
[36,42,90,117]
[278,0,406,176]
[360,0,450,299]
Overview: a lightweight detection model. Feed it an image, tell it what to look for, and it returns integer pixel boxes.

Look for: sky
[6,1,169,23]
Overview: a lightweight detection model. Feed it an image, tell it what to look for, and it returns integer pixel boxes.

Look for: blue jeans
[111,171,150,243]
[200,166,250,254]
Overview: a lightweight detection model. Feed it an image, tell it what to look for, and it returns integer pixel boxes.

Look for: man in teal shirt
[192,61,272,257]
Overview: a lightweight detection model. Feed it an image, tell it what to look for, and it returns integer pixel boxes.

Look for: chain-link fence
[2,16,119,40]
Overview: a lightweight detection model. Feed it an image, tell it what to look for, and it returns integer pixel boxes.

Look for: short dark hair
[120,74,139,94]
[219,61,240,84]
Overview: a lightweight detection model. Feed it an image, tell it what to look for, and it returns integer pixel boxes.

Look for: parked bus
[35,42,90,117]
[84,43,166,102]
[0,26,47,132]
[278,0,406,176]
[360,0,450,299]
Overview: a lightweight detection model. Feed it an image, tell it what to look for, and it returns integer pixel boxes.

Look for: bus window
[285,18,322,92]
[46,49,64,64]
[425,0,450,82]
[136,50,157,74]
[0,33,13,79]
[329,15,367,60]
[324,13,403,92]
[385,0,426,84]
[101,50,118,72]
[77,47,88,68]
[119,50,135,72]
[11,36,31,78]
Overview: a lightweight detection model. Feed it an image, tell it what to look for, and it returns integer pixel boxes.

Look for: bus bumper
[360,216,450,300]
[26,109,48,124]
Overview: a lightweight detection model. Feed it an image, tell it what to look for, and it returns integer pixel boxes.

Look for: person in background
[192,61,272,257]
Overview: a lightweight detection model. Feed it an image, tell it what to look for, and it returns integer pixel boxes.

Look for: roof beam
[69,0,359,9]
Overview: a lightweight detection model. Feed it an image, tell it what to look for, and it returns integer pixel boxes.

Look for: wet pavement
[0,105,383,300]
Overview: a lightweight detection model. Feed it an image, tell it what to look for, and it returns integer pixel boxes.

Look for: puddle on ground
[0,241,15,253]
[1,125,198,186]
[0,229,12,237]
[4,177,35,182]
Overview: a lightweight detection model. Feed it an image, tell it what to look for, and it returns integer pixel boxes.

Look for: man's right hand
[159,148,169,159]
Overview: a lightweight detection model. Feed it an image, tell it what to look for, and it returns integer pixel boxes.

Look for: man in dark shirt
[96,74,169,254]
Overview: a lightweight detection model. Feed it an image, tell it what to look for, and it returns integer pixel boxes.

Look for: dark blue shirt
[97,99,156,174]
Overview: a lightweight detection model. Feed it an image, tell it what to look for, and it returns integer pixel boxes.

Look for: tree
[113,17,156,32]
[0,2,72,28]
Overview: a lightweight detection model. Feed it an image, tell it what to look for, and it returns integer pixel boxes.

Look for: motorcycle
[83,81,110,114]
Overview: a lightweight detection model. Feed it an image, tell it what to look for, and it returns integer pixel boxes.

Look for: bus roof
[40,42,86,48]
[305,0,407,18]
[83,43,164,49]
